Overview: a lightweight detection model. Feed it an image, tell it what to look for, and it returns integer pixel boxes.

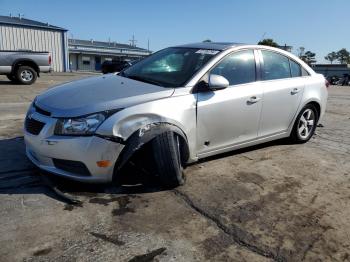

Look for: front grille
[25,117,45,135]
[53,159,91,176]
[34,104,51,116]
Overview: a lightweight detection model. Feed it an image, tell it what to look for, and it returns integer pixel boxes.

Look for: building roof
[174,42,245,50]
[0,15,67,31]
[68,39,149,52]
[313,64,348,68]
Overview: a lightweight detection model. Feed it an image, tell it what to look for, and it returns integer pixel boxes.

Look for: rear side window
[261,50,290,80]
[290,60,301,77]
[301,67,310,76]
[210,50,256,86]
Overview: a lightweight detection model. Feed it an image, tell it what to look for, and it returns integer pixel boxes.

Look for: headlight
[26,102,35,118]
[54,109,121,135]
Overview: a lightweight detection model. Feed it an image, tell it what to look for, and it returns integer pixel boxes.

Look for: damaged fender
[112,122,189,180]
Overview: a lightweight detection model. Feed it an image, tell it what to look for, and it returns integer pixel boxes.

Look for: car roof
[173,42,245,51]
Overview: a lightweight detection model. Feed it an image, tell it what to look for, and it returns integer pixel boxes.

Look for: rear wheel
[152,132,185,188]
[289,104,318,143]
[15,66,37,85]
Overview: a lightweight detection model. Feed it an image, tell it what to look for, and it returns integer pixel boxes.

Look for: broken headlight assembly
[54,110,122,136]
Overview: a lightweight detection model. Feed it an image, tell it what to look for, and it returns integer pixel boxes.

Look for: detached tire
[289,104,318,143]
[15,66,37,85]
[152,132,185,188]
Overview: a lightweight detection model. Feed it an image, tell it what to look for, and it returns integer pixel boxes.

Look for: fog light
[96,160,111,168]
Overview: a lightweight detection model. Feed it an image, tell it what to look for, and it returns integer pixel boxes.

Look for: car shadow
[0,80,15,85]
[0,136,291,205]
[0,137,168,204]
[194,138,292,165]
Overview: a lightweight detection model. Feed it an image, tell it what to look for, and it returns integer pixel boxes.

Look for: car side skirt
[197,131,289,159]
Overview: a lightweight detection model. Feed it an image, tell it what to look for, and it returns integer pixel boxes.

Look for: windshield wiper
[126,75,163,86]
[118,71,126,77]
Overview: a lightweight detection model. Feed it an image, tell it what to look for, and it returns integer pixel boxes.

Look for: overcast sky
[1,0,349,63]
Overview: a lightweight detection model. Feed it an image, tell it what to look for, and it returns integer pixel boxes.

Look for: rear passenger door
[258,50,305,137]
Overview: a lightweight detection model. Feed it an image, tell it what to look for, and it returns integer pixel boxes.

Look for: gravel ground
[0,74,349,262]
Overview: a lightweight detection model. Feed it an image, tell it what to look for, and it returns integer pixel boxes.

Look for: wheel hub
[21,70,33,81]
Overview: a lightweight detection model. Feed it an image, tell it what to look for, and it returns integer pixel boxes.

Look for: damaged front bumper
[24,112,124,183]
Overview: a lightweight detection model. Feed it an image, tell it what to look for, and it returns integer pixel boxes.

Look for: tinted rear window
[261,50,291,80]
[302,67,310,76]
[290,60,302,77]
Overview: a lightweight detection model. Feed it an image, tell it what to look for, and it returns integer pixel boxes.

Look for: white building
[68,39,151,72]
[0,15,69,72]
[0,15,151,72]
[312,64,350,77]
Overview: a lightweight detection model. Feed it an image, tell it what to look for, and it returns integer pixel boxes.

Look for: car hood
[35,74,175,117]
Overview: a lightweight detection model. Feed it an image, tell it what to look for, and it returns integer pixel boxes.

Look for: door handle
[291,88,300,95]
[247,96,261,104]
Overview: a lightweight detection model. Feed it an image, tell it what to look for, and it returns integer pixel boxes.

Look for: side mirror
[208,74,229,90]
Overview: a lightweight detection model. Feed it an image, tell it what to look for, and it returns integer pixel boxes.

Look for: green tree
[325,52,338,64]
[258,38,279,47]
[298,48,316,65]
[336,48,350,64]
[202,39,212,43]
[300,50,316,65]
[305,51,316,64]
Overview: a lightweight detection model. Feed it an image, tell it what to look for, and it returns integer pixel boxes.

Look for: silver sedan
[24,42,328,187]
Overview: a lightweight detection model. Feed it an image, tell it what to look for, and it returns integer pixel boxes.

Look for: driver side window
[210,50,256,86]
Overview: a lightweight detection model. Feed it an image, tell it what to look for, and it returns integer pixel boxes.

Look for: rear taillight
[325,79,330,88]
[48,54,52,65]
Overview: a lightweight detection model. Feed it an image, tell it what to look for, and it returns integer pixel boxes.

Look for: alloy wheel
[297,108,315,139]
[20,70,33,82]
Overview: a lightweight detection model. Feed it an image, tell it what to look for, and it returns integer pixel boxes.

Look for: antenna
[18,13,24,19]
[129,34,137,47]
[260,32,266,41]
[147,38,150,51]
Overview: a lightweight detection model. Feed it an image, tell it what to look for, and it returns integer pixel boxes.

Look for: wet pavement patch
[89,232,125,246]
[89,196,122,206]
[128,247,166,262]
[32,247,52,256]
[112,195,138,216]
[201,234,232,259]
[63,202,83,211]
[236,171,266,186]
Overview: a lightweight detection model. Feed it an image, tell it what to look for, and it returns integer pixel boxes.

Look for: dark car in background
[101,59,140,74]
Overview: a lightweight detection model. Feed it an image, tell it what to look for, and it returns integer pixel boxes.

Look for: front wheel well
[112,124,190,184]
[12,60,40,75]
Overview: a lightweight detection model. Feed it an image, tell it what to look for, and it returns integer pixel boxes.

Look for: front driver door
[196,50,263,156]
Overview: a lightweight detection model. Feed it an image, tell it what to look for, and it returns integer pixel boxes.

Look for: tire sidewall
[152,132,185,188]
[173,134,185,185]
[16,66,37,85]
[293,104,318,142]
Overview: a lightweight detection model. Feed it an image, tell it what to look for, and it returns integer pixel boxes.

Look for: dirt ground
[0,73,349,262]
